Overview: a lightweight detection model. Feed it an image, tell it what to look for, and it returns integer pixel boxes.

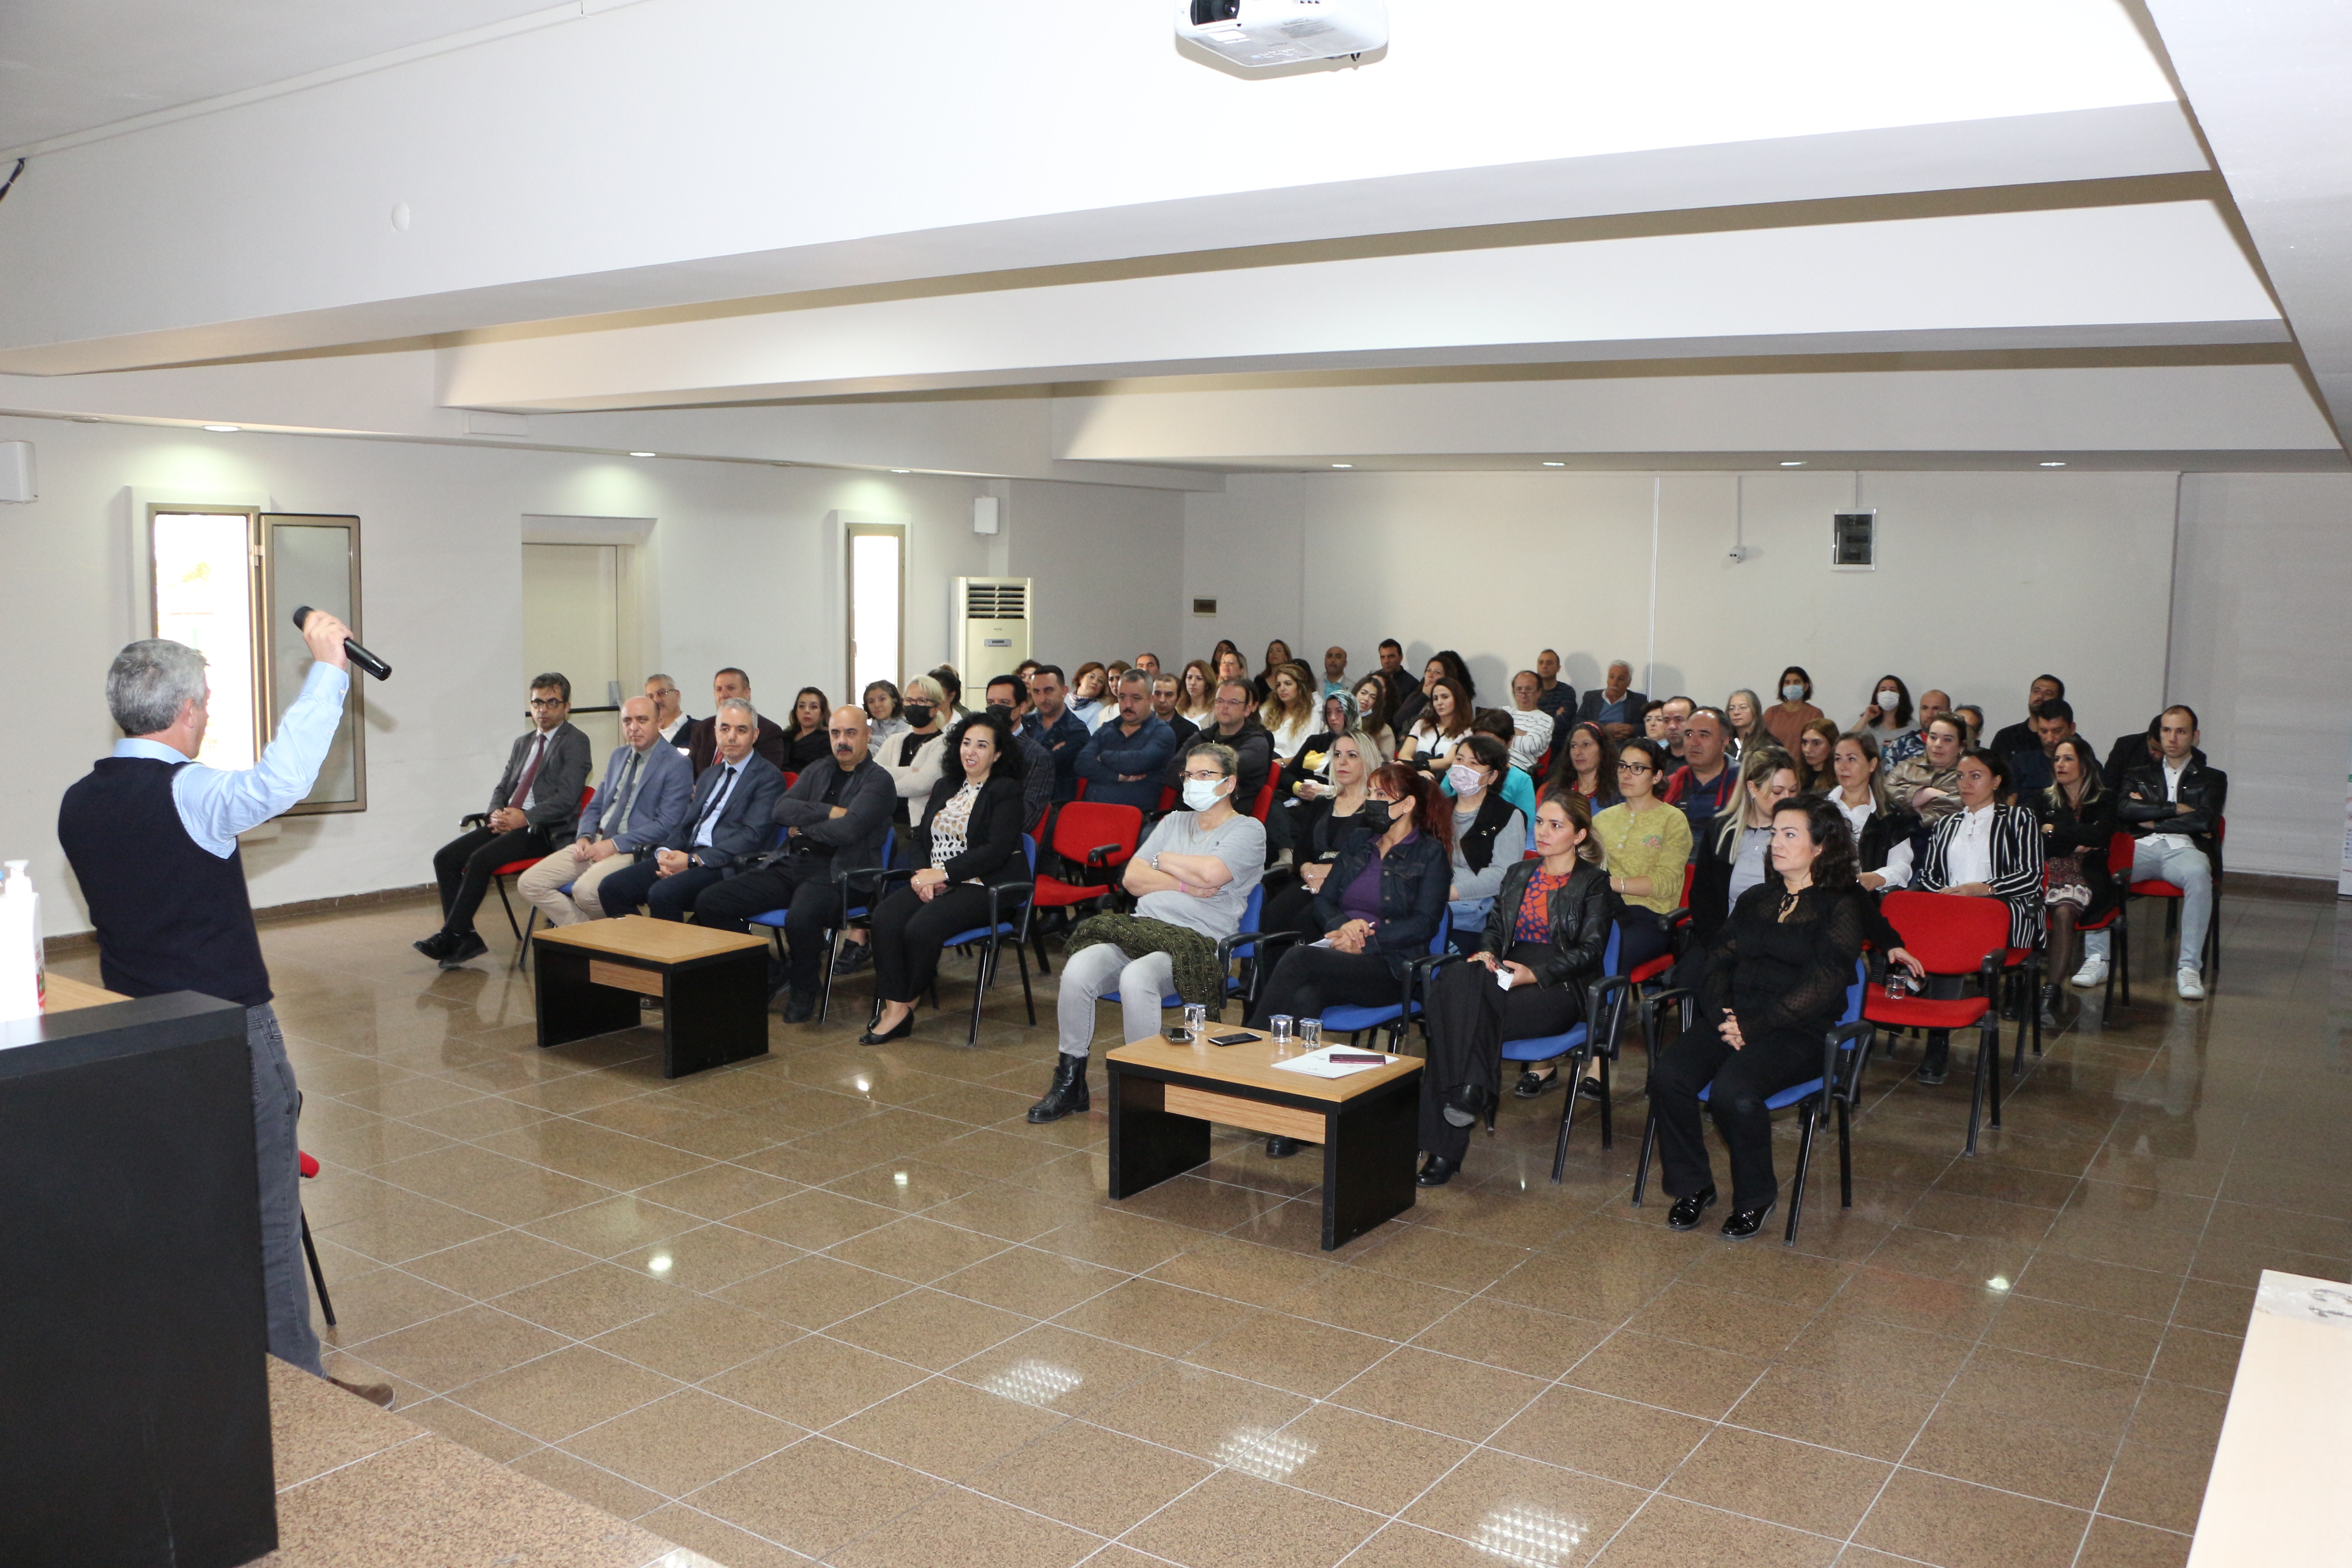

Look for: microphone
[291,606,393,681]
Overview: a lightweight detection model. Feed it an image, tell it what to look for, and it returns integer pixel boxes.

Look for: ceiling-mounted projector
[1176,0,1387,69]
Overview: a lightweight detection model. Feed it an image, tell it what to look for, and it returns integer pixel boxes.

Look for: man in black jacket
[2081,704,2225,1000]
[419,672,593,969]
[1167,678,1272,815]
[693,705,895,1021]
[1989,673,2065,760]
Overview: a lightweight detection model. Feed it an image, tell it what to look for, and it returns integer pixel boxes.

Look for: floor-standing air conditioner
[953,577,1032,688]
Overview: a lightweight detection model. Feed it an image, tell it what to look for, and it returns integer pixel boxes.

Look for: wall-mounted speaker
[0,442,34,503]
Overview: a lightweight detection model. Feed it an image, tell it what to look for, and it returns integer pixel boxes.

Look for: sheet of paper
[1269,1045,1396,1078]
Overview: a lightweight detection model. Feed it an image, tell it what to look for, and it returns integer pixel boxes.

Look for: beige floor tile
[1485,1246,1684,1326]
[730,1187,905,1250]
[2148,1325,2244,1392]
[823,1157,993,1213]
[1855,1469,2091,1568]
[1404,1446,1646,1566]
[374,1142,620,1226]
[1625,1281,1818,1358]
[1592,1495,1839,1568]
[1984,1295,2166,1377]
[399,1395,539,1462]
[628,1161,802,1220]
[1563,1330,1770,1421]
[357,1303,569,1394]
[2075,1516,2191,1568]
[1267,1263,1469,1342]
[825,1214,1014,1284]
[1121,1470,1382,1568]
[1113,1172,1288,1233]
[523,1194,704,1257]
[1940,1347,2143,1441]
[1034,1207,1204,1273]
[506,1444,667,1521]
[632,1503,817,1568]
[968,1418,1215,1538]
[591,1294,803,1382]
[1274,1403,1473,1515]
[1184,1310,1397,1399]
[2009,1250,2181,1321]
[308,1175,507,1265]
[828,1483,1103,1568]
[610,1222,801,1292]
[1666,1426,1892,1538]
[922,1181,1098,1241]
[720,1253,914,1329]
[309,1264,473,1347]
[829,1287,1035,1370]
[490,1262,686,1338]
[826,1374,1068,1479]
[1725,1364,1939,1462]
[947,1323,1171,1417]
[1777,1312,1975,1396]
[1147,1235,1340,1307]
[1904,1399,2118,1509]
[1678,1244,1853,1309]
[1349,1519,1544,1568]
[1490,1386,1711,1490]
[685,1437,944,1558]
[936,1243,1127,1318]
[1353,1224,1534,1291]
[2097,1441,2210,1534]
[563,1387,804,1496]
[1333,1344,1548,1443]
[1405,1296,1612,1381]
[454,1344,679,1443]
[1088,1362,1314,1462]
[701,1335,926,1429]
[403,1227,598,1299]
[2124,1378,2229,1455]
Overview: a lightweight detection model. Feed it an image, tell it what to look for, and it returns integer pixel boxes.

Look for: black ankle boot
[1026,1055,1091,1123]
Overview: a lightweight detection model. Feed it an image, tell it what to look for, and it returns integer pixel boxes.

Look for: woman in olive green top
[1591,737,1692,968]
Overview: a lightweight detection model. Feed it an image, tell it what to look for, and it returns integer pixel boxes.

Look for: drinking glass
[1269,1015,1294,1054]
[1181,1003,1209,1043]
[1298,1018,1323,1051]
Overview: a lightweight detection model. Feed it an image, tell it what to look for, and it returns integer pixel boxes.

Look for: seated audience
[1375,638,1420,713]
[516,694,691,931]
[1067,662,1111,729]
[1661,697,1696,763]
[1250,764,1451,1156]
[1689,745,1800,955]
[1641,700,1671,742]
[927,665,968,719]
[1442,735,1526,944]
[1990,673,2066,760]
[1151,672,1201,760]
[1445,711,1537,822]
[1253,639,1296,705]
[1019,664,1091,803]
[1532,648,1578,725]
[1857,674,1916,754]
[1592,737,1693,979]
[1213,648,1250,693]
[1026,740,1268,1123]
[1954,703,1987,746]
[418,672,593,968]
[688,667,790,775]
[1400,675,1475,773]
[1169,678,1274,814]
[1723,687,1768,760]
[1648,795,1921,1239]
[1351,675,1399,761]
[1542,720,1621,811]
[1133,651,1161,681]
[1104,659,1132,697]
[1913,746,2045,1082]
[1210,638,1243,674]
[858,711,1033,1044]
[881,674,953,821]
[1828,732,1917,892]
[1274,693,1360,812]
[2102,712,2165,794]
[2008,698,2076,796]
[1884,687,1948,765]
[2034,733,2117,1022]
[863,680,908,742]
[1579,660,1646,739]
[1390,652,1448,736]
[2092,705,2225,1000]
[1177,659,1217,725]
[1887,713,1966,824]
[782,686,833,772]
[1259,662,1318,761]
[1320,645,1350,698]
[692,706,893,1021]
[1415,791,1614,1187]
[595,699,786,922]
[1076,669,1178,809]
[644,672,694,753]
[987,674,1056,831]
[1662,707,1735,835]
[1793,715,1841,793]
[1506,670,1557,773]
[1764,666,1824,750]
[1263,725,1377,939]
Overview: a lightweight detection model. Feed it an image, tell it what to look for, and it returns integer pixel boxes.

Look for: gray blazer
[770,755,897,872]
[577,740,691,854]
[487,722,593,834]
[650,752,785,871]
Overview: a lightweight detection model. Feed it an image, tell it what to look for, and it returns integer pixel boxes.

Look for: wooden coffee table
[530,916,769,1078]
[1105,1031,1424,1250]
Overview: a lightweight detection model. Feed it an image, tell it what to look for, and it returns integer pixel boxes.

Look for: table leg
[1321,1075,1419,1249]
[662,950,770,1078]
[1107,1067,1212,1199]
[534,944,638,1050]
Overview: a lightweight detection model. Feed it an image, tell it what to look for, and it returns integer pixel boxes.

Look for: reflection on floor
[55,887,2350,1568]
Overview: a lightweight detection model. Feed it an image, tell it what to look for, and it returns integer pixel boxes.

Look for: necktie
[507,733,548,809]
[607,751,644,838]
[696,767,736,836]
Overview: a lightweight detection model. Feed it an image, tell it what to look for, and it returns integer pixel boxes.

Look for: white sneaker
[2070,957,2108,989]
[2176,968,2206,1001]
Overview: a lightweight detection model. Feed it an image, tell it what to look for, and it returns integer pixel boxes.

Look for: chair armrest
[1215,929,1268,968]
[1085,842,1127,867]
[1827,1019,1877,1104]
[874,867,920,897]
[986,879,1036,927]
[1403,950,1464,1015]
[460,812,489,829]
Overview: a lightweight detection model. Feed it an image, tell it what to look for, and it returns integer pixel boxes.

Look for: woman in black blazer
[2034,734,2117,1019]
[861,711,1030,1044]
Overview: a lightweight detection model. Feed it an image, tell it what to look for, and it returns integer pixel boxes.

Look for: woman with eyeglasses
[1415,790,1615,1187]
[1913,745,2045,1083]
[1723,689,1769,762]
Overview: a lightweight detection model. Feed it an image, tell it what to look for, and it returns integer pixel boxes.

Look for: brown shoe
[329,1375,396,1410]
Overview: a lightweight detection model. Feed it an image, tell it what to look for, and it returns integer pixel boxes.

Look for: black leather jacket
[1311,828,1450,971]
[1478,859,1617,988]
[2117,755,2227,865]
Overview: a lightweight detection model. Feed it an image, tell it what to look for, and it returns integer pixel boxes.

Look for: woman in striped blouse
[1912,746,2044,1084]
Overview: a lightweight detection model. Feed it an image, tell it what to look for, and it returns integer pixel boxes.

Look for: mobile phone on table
[1207,1031,1259,1047]
[1329,1052,1387,1064]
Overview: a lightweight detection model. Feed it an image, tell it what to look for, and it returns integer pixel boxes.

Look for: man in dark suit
[1375,639,1419,714]
[597,698,786,921]
[418,672,593,969]
[685,666,790,776]
[692,705,896,1020]
[1577,660,1646,740]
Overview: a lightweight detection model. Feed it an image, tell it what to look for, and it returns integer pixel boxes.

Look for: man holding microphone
[56,614,392,1406]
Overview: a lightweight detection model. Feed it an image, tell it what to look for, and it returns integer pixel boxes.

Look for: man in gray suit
[516,694,691,927]
[419,671,593,969]
[594,698,785,922]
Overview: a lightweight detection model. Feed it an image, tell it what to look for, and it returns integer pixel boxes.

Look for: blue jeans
[250,1004,324,1377]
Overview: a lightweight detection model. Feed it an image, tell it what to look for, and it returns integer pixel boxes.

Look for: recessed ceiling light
[1330,463,1353,469]
[2040,461,2067,467]
[890,468,912,473]
[1542,461,1566,467]
[1779,460,1804,467]
[204,424,241,433]
[627,451,657,458]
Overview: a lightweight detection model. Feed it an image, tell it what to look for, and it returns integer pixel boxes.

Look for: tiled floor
[59,887,2350,1568]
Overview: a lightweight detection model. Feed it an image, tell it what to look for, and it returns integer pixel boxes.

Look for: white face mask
[1782,683,1807,702]
[1181,777,1228,811]
[1877,691,1901,710]
[1446,762,1485,796]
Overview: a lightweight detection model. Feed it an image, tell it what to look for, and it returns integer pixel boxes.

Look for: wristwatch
[1150,853,1163,872]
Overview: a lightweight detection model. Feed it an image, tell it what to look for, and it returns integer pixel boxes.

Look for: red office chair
[1246,779,1277,822]
[297,1151,335,1328]
[2072,832,2138,1007]
[479,784,595,961]
[1866,892,2012,1155]
[1627,864,1697,1057]
[1026,801,1145,975]
[2124,815,2224,985]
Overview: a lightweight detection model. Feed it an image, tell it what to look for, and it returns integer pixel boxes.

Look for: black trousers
[871,883,996,1004]
[1617,908,1672,971]
[433,824,554,935]
[1647,1015,1821,1211]
[1417,946,1583,1164]
[595,857,727,921]
[1261,879,1327,942]
[1250,944,1398,1028]
[693,854,845,997]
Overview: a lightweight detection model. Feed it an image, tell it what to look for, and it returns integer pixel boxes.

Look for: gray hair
[902,674,947,707]
[107,639,208,735]
[644,672,677,694]
[1184,740,1239,778]
[1117,667,1152,690]
[715,696,760,725]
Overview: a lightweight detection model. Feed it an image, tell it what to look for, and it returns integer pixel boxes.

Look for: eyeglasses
[527,698,566,708]
[1615,761,1652,774]
[1181,770,1227,783]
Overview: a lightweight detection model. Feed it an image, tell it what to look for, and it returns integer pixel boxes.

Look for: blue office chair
[747,828,898,1024]
[1102,884,1267,1019]
[876,835,1038,1047]
[1473,925,1640,1173]
[1629,958,1874,1246]
[1283,911,1452,1054]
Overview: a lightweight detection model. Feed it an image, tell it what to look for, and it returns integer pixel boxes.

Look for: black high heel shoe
[859,1011,914,1045]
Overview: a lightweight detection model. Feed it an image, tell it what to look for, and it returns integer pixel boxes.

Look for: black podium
[0,992,277,1568]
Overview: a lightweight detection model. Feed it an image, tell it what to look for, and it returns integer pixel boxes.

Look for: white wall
[2,416,1169,936]
[2168,472,2352,879]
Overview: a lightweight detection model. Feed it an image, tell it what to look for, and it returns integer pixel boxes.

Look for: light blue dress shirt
[110,663,351,859]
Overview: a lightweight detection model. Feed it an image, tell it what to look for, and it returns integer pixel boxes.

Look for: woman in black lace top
[1648,795,1921,1239]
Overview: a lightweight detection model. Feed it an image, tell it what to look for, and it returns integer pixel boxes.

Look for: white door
[522,543,622,775]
